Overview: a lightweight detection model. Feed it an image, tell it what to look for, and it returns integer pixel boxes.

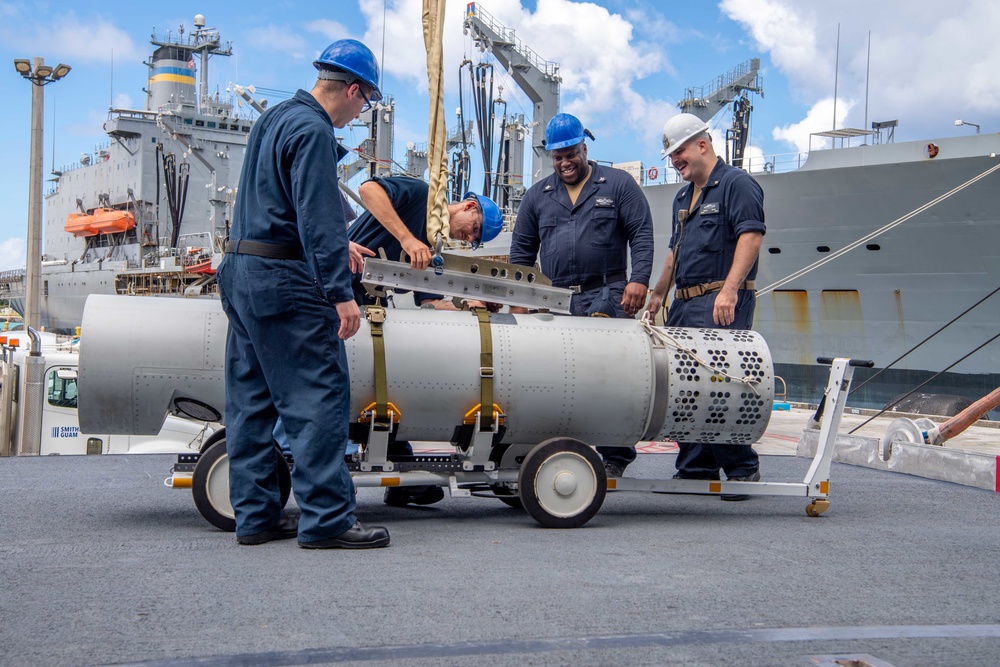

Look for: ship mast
[147,14,232,115]
[678,59,763,168]
[463,2,561,182]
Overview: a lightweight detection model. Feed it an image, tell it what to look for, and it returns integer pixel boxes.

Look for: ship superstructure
[30,15,252,331]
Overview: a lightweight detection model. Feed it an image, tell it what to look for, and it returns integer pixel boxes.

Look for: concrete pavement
[2,443,999,666]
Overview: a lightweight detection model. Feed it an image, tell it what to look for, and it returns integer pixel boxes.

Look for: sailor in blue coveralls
[509,113,654,479]
[346,175,503,507]
[217,40,390,548]
[646,113,765,500]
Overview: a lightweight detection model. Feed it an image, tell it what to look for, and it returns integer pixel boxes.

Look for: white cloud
[0,238,25,272]
[773,97,855,153]
[741,144,767,174]
[363,0,673,161]
[4,14,143,63]
[722,0,1000,145]
[245,25,312,61]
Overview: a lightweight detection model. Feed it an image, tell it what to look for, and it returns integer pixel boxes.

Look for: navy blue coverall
[348,175,441,306]
[347,175,440,460]
[218,90,358,543]
[510,161,654,468]
[666,156,766,479]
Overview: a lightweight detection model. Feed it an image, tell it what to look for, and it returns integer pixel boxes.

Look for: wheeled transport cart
[80,294,870,530]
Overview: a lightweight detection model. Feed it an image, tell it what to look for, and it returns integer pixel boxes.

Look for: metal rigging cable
[756,160,1000,296]
[848,330,1000,434]
[849,284,1000,396]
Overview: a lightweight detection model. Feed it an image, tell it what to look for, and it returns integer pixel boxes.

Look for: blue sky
[0,0,996,270]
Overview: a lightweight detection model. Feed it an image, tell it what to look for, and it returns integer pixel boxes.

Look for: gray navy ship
[643,132,1000,415]
[3,12,999,416]
[5,15,252,332]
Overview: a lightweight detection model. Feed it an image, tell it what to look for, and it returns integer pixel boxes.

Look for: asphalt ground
[2,452,999,667]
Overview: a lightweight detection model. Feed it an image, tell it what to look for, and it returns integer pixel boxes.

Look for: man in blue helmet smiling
[218,39,390,549]
[509,112,654,480]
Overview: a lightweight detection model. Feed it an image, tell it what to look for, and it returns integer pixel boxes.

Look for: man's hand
[713,286,738,326]
[402,238,433,270]
[621,282,648,316]
[348,242,375,274]
[509,306,529,314]
[645,292,664,320]
[466,300,502,312]
[422,298,460,311]
[335,300,361,340]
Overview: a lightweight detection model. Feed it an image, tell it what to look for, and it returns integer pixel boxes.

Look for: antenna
[380,0,387,91]
[863,30,871,144]
[832,23,840,135]
[50,92,56,172]
[109,48,114,109]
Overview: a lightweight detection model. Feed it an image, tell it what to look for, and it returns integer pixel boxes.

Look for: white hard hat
[661,113,710,160]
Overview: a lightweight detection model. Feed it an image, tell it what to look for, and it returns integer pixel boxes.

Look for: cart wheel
[490,483,523,510]
[518,438,606,528]
[192,439,291,532]
[805,499,830,517]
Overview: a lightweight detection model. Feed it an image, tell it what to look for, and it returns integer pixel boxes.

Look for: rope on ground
[639,314,762,397]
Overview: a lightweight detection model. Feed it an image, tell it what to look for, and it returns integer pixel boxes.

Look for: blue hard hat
[463,192,503,248]
[314,39,383,102]
[544,113,587,150]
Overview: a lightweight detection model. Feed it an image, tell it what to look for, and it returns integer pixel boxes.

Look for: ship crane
[463,2,561,181]
[679,59,762,168]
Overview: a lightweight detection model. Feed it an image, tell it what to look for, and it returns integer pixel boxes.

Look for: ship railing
[465,3,560,78]
[0,269,26,283]
[741,151,810,175]
[648,150,810,186]
[108,108,159,122]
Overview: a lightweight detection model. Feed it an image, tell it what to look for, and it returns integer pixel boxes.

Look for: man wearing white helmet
[645,112,765,500]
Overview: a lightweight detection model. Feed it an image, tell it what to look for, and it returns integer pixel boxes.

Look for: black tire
[490,483,524,510]
[517,438,606,528]
[199,427,227,454]
[191,438,292,532]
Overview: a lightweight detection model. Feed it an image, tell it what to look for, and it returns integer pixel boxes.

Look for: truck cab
[1,331,215,456]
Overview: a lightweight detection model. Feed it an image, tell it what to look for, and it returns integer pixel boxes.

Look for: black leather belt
[224,239,303,261]
[562,272,628,294]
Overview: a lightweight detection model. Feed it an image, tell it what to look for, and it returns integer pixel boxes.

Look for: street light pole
[25,57,45,333]
[14,56,71,334]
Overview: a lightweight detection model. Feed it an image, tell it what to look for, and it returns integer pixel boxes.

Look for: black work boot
[383,485,445,507]
[298,521,390,549]
[237,514,299,545]
[604,462,626,478]
[720,471,761,502]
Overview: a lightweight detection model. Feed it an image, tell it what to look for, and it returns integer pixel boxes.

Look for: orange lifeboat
[90,208,135,234]
[64,212,97,237]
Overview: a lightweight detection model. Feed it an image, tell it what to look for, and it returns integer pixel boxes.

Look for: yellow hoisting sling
[422,0,451,249]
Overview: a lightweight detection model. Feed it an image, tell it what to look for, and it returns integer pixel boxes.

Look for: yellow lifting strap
[364,305,392,428]
[422,0,450,246]
[473,307,495,430]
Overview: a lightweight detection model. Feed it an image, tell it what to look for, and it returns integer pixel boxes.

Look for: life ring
[647,166,658,180]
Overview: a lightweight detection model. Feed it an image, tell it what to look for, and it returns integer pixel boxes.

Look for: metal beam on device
[361,255,573,313]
